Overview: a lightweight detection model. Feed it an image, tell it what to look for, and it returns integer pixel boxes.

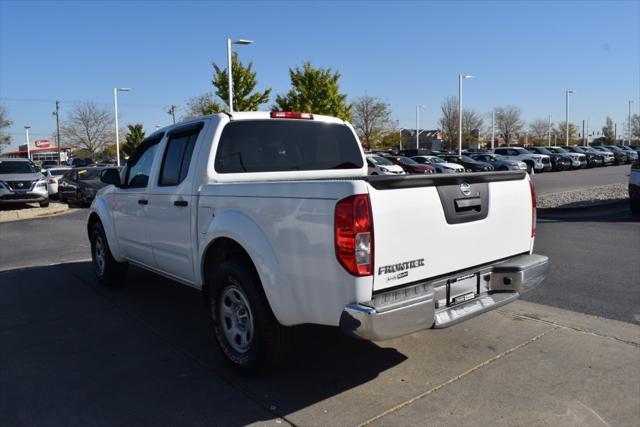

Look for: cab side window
[126,133,164,188]
[158,123,203,187]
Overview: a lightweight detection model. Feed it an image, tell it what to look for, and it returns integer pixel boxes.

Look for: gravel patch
[537,183,628,209]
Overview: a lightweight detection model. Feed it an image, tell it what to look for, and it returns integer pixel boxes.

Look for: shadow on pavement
[0,261,407,426]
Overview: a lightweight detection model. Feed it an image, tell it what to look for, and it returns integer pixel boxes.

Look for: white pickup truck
[89,111,548,372]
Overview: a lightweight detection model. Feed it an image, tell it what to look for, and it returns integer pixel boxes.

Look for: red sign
[34,139,51,148]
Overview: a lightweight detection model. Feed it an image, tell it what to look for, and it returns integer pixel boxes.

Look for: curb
[538,199,629,218]
[0,204,71,223]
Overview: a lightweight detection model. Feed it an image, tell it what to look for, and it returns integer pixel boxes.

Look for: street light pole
[628,100,635,145]
[227,38,253,113]
[458,74,473,155]
[398,128,405,150]
[54,101,61,163]
[113,87,131,167]
[415,105,424,149]
[548,115,552,147]
[565,90,573,144]
[24,126,31,160]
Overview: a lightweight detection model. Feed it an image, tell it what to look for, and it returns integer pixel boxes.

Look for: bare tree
[602,116,615,143]
[183,92,224,120]
[61,102,114,159]
[0,104,12,151]
[632,114,640,142]
[462,109,483,146]
[351,96,394,149]
[438,97,459,150]
[529,118,550,141]
[555,121,578,144]
[495,106,524,145]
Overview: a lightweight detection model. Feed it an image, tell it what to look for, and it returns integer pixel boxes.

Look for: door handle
[138,199,148,205]
[174,200,188,207]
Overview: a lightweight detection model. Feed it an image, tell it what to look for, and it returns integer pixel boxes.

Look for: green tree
[274,62,352,121]
[184,52,271,118]
[122,124,146,158]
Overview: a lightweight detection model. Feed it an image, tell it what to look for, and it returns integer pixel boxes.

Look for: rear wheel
[39,201,49,208]
[207,259,291,373]
[631,199,640,214]
[90,221,128,286]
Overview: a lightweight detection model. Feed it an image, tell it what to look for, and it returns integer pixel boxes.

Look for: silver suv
[0,157,50,207]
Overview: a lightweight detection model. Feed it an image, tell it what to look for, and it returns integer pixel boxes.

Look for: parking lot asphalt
[532,164,630,194]
[1,206,639,426]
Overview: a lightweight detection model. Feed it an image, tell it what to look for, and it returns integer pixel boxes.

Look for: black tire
[90,221,128,286]
[207,259,291,373]
[524,162,533,174]
[631,199,640,214]
[39,201,49,208]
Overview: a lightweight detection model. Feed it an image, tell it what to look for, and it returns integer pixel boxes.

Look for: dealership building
[2,139,70,163]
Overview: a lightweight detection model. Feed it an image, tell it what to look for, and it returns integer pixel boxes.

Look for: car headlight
[379,167,389,172]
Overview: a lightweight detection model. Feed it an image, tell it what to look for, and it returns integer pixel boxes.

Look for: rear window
[214,120,363,173]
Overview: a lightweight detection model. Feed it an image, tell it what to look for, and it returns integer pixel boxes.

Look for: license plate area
[435,273,485,308]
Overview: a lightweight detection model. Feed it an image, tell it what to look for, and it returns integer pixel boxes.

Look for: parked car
[365,155,405,175]
[0,157,49,207]
[41,160,61,170]
[583,146,615,165]
[615,145,639,163]
[44,167,72,198]
[627,145,640,154]
[561,146,604,167]
[493,147,551,173]
[545,147,587,169]
[88,111,548,372]
[469,153,527,171]
[58,167,119,206]
[440,154,494,172]
[387,156,436,174]
[630,158,640,213]
[411,155,465,173]
[525,147,572,171]
[67,157,93,167]
[592,145,628,164]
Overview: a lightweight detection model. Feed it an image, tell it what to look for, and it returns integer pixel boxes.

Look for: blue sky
[1,0,639,150]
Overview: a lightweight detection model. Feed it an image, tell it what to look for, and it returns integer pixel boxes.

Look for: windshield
[0,160,38,174]
[514,148,531,154]
[534,148,552,155]
[552,147,568,153]
[461,156,477,162]
[49,168,70,177]
[605,146,622,152]
[77,168,102,180]
[368,155,393,166]
[397,157,417,165]
[429,157,445,164]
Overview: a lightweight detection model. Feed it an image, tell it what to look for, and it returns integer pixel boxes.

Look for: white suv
[493,147,551,173]
[0,157,49,207]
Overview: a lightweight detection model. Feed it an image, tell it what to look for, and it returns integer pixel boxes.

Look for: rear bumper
[340,253,548,341]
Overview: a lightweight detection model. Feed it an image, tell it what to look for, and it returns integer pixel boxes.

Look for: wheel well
[524,159,534,166]
[201,238,259,305]
[87,212,101,240]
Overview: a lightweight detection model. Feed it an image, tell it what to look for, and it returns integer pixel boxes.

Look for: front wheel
[39,201,49,208]
[90,222,128,286]
[208,259,291,373]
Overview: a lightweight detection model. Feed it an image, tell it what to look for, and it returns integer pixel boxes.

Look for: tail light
[529,179,537,237]
[335,194,374,276]
[48,179,56,184]
[270,111,314,120]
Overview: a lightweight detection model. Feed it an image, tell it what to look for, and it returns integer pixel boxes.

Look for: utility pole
[54,101,61,162]
[167,105,176,124]
[491,110,495,150]
[582,120,585,146]
[565,89,573,144]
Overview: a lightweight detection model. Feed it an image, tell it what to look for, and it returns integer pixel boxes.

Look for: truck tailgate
[367,171,533,292]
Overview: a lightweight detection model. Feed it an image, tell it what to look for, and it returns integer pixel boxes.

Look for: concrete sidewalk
[1,262,638,427]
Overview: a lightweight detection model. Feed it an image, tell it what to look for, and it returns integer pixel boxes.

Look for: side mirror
[101,169,122,187]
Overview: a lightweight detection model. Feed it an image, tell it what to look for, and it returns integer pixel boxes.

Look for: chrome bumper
[340,253,548,341]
